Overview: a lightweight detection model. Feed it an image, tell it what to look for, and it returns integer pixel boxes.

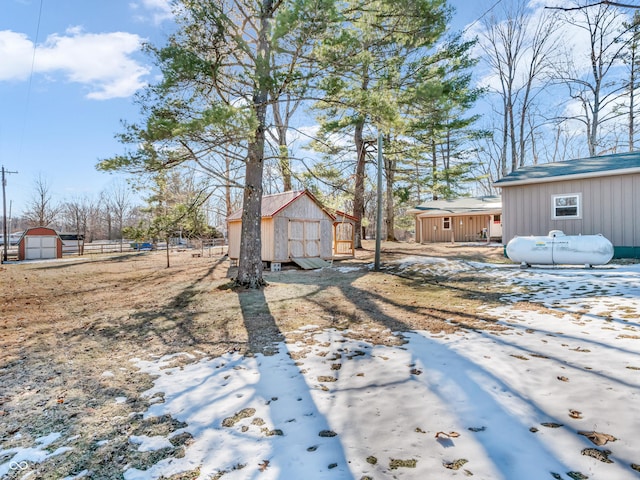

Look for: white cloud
[0,31,35,81]
[130,0,174,25]
[0,27,149,99]
[291,124,321,143]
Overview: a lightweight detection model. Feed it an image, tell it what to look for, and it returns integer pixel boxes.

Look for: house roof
[227,190,331,221]
[408,196,502,217]
[494,151,640,187]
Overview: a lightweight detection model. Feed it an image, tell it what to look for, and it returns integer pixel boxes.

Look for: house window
[552,193,581,219]
[493,214,501,224]
[442,217,451,230]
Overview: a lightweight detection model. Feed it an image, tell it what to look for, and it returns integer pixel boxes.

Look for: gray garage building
[494,152,640,258]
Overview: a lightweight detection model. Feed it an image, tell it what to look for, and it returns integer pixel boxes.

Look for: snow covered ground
[3,258,640,479]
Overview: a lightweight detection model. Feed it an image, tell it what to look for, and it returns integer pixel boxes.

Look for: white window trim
[552,193,582,219]
[442,217,452,230]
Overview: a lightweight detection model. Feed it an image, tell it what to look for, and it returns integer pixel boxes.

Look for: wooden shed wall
[261,218,275,261]
[277,195,333,260]
[227,221,241,259]
[416,214,493,243]
[227,194,334,262]
[227,219,275,261]
[500,173,640,248]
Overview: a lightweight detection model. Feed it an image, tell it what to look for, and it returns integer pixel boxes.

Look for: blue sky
[1,0,484,218]
[1,0,174,217]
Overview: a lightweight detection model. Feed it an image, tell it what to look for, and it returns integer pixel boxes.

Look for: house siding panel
[621,176,634,246]
[501,173,640,252]
[417,215,492,243]
[635,175,640,247]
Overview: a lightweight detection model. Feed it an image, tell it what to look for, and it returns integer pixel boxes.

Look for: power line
[18,0,44,157]
[461,0,506,34]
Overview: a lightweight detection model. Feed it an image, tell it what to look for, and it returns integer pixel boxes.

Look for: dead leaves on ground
[581,447,614,463]
[578,430,617,446]
[541,422,564,428]
[443,458,468,470]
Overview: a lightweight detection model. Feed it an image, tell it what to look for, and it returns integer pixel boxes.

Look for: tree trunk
[119,216,124,253]
[353,118,366,249]
[431,140,438,200]
[278,141,292,191]
[385,138,396,242]
[235,0,272,288]
[273,104,293,191]
[165,236,170,268]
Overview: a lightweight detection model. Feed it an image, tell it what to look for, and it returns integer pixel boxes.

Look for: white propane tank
[506,231,614,268]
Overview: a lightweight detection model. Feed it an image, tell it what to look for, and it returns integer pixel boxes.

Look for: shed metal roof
[494,151,640,187]
[227,190,332,222]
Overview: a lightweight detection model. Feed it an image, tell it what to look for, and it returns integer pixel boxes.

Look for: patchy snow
[34,432,62,447]
[129,435,174,452]
[0,442,72,477]
[60,469,90,480]
[119,258,640,480]
[333,266,363,273]
[1,257,639,479]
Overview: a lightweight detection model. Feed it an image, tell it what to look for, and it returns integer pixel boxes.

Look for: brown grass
[0,240,510,478]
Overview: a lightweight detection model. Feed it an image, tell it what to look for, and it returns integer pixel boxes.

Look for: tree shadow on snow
[270,261,639,479]
[222,286,353,479]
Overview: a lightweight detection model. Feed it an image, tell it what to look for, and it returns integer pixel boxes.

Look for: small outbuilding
[494,151,640,258]
[18,227,63,261]
[331,210,357,257]
[227,190,336,269]
[408,196,503,243]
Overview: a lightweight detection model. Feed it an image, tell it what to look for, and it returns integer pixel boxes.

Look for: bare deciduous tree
[102,180,133,252]
[478,0,561,174]
[24,175,60,227]
[554,2,631,156]
[62,196,99,254]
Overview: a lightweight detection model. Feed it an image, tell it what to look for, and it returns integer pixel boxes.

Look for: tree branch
[545,1,640,11]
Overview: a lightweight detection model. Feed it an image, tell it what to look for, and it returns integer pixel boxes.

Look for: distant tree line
[11,170,224,250]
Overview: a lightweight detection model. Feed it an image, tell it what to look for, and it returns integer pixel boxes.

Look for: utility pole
[374,132,383,271]
[2,166,18,263]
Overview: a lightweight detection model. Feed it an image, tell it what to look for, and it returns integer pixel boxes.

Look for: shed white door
[25,236,57,260]
[289,220,321,258]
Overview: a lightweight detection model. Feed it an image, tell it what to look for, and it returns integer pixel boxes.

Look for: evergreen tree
[99,0,336,287]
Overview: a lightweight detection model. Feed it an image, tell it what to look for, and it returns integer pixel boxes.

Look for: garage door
[25,236,58,260]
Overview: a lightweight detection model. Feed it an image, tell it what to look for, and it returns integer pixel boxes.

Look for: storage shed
[494,151,640,258]
[18,227,63,261]
[407,196,503,243]
[331,210,357,257]
[227,190,335,268]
